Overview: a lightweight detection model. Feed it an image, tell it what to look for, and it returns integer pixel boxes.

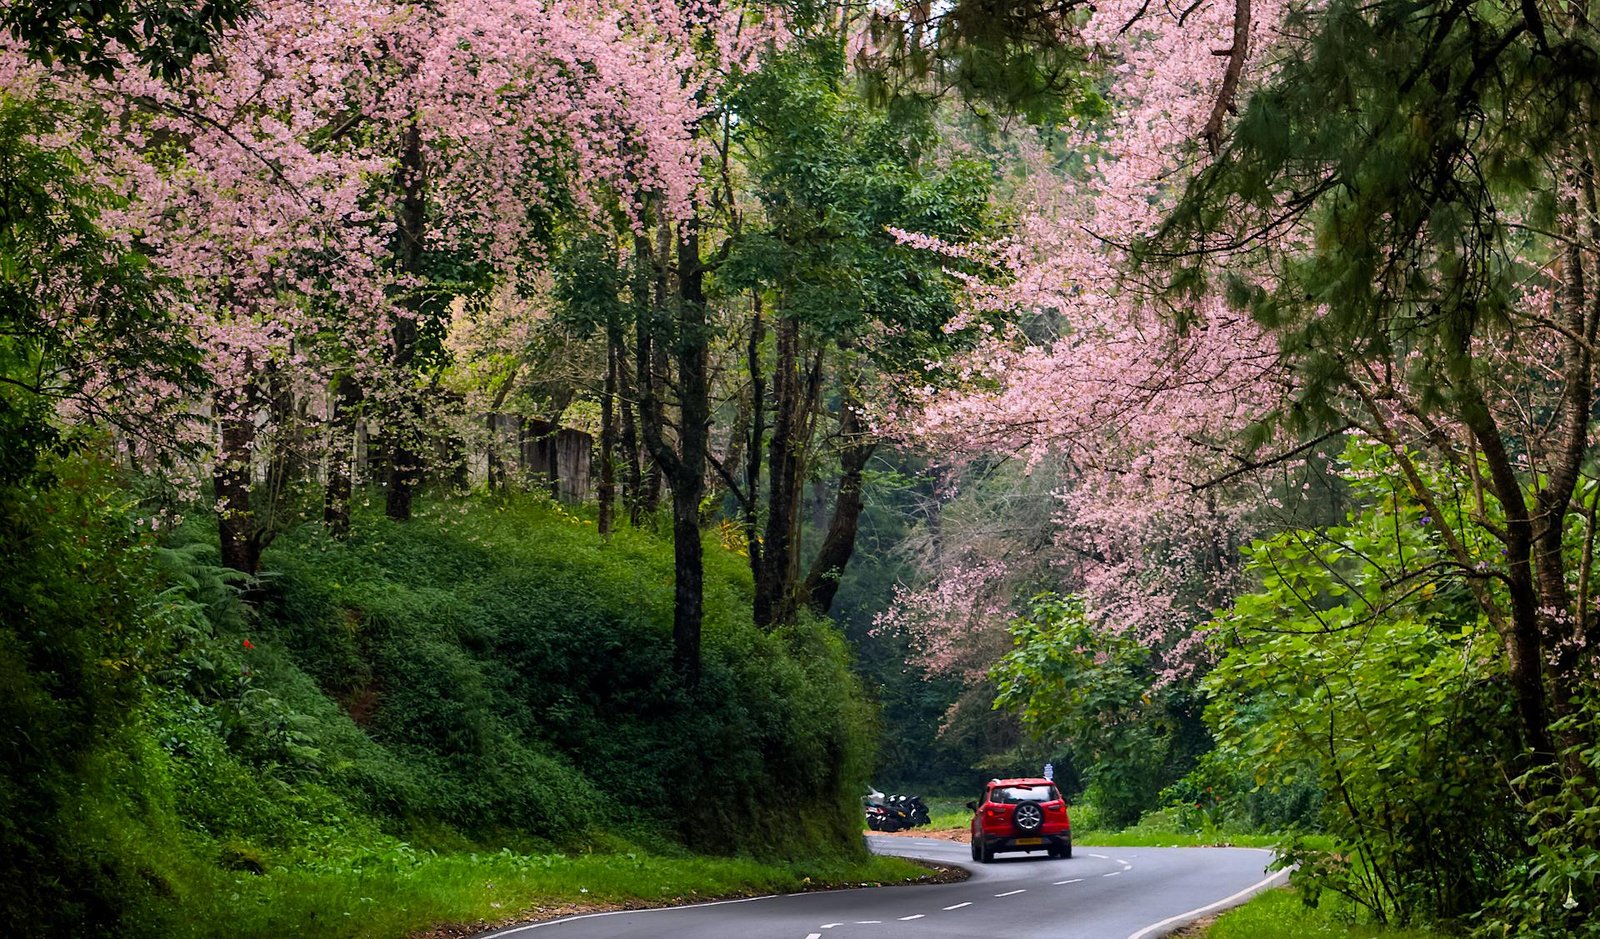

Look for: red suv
[968,778,1072,863]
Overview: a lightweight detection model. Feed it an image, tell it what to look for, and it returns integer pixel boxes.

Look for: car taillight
[984,806,1006,822]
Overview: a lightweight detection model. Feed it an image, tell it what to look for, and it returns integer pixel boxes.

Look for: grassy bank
[2,461,902,937]
[1183,888,1443,939]
[149,845,927,939]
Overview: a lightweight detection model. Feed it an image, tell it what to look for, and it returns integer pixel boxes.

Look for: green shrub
[1204,442,1525,926]
[0,457,180,934]
[246,496,875,857]
[1473,697,1600,938]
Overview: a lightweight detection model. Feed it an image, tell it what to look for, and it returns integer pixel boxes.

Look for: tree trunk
[642,341,669,517]
[323,372,360,537]
[642,451,664,516]
[385,119,427,521]
[744,295,766,589]
[802,393,876,616]
[669,218,710,682]
[1454,380,1555,764]
[634,219,710,684]
[264,359,304,534]
[756,317,801,627]
[615,325,643,526]
[634,234,668,521]
[1533,213,1595,740]
[215,377,260,575]
[757,317,825,627]
[670,481,705,679]
[598,342,618,535]
[717,382,751,521]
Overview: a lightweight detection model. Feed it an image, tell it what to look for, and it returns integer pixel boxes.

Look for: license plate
[1015,837,1043,845]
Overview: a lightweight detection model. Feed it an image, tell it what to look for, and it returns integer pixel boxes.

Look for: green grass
[922,797,973,830]
[1074,826,1280,848]
[154,846,929,939]
[914,797,1282,848]
[1189,887,1443,938]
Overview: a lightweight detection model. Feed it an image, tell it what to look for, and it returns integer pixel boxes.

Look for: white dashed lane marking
[800,851,1139,934]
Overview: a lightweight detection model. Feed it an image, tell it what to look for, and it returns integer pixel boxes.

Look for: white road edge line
[995,889,1026,897]
[475,892,780,936]
[1054,878,1084,885]
[943,902,972,910]
[899,914,925,921]
[1124,868,1291,939]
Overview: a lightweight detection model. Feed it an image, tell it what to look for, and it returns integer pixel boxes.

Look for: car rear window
[990,785,1060,804]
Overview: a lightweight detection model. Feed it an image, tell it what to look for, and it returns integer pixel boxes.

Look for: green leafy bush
[993,594,1208,827]
[248,496,874,854]
[1204,441,1524,926]
[1473,698,1600,938]
[0,457,204,933]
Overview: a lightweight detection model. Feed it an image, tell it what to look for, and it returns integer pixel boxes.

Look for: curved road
[474,836,1286,939]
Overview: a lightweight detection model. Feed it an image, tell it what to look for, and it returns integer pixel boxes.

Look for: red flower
[242,638,255,651]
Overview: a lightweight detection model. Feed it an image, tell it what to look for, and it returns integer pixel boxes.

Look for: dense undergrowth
[1,456,896,937]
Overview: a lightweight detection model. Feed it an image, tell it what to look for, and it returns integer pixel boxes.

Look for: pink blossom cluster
[881,0,1297,679]
[2,0,759,491]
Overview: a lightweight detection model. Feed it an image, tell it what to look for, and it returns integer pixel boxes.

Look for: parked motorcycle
[864,802,892,831]
[864,788,930,830]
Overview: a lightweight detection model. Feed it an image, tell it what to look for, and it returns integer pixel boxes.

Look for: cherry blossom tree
[878,0,1299,681]
[0,0,756,572]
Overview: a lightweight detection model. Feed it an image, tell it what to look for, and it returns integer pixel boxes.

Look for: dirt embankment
[864,827,969,844]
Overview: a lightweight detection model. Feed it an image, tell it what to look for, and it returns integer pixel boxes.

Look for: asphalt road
[474,836,1286,939]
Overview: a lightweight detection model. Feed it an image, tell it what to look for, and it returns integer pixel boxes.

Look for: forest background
[4,0,1600,936]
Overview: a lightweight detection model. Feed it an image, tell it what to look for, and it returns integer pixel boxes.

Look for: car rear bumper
[987,831,1071,852]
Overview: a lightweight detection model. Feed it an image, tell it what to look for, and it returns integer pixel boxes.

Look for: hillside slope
[1,464,888,938]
